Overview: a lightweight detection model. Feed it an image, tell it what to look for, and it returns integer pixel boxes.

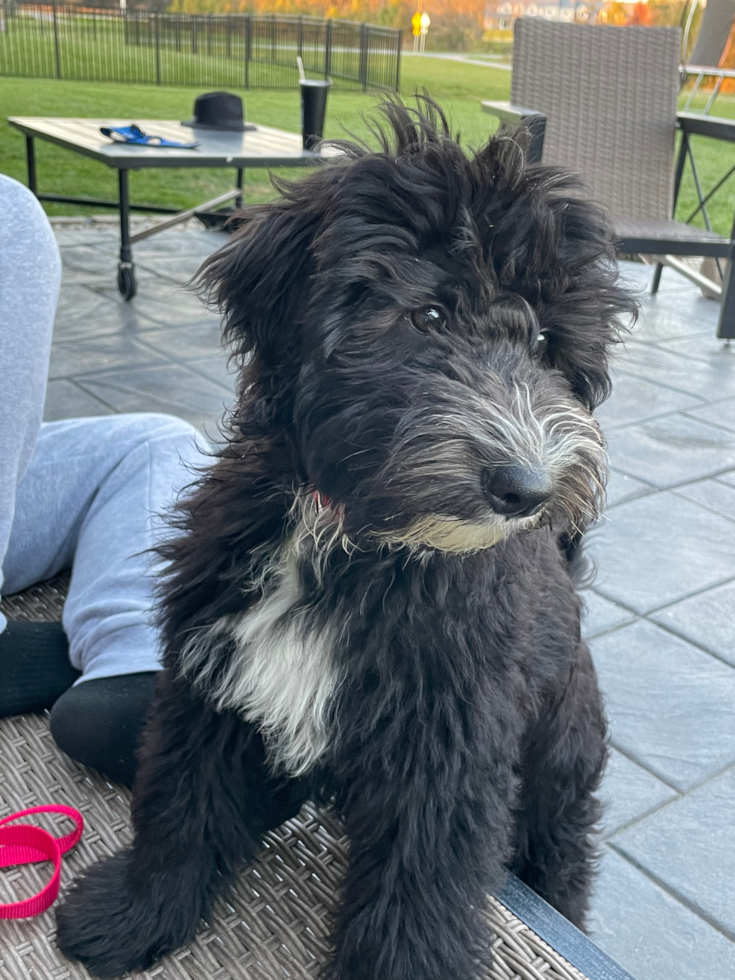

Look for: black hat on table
[182,92,247,131]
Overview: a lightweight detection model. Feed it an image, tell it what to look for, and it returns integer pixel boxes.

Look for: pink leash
[0,806,84,918]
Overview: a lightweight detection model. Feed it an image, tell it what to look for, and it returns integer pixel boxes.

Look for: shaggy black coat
[55,100,635,980]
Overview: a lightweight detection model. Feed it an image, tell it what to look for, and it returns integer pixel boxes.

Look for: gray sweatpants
[0,174,204,681]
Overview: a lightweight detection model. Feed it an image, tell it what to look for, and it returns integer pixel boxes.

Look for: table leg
[117,169,137,301]
[236,168,244,209]
[26,137,37,196]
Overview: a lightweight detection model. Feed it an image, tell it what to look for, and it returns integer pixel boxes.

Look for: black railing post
[324,18,332,80]
[359,22,368,91]
[297,14,303,60]
[192,16,197,54]
[245,14,251,88]
[51,0,61,78]
[395,29,402,93]
[226,15,231,58]
[154,12,161,84]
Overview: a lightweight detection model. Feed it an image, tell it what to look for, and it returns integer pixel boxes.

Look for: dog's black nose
[482,465,552,518]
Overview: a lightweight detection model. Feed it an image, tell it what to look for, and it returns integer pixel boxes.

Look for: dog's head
[199,99,635,554]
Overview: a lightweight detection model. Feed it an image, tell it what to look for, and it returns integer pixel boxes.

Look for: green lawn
[2,58,735,237]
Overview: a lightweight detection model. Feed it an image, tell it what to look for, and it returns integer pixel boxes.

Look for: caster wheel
[117,264,137,301]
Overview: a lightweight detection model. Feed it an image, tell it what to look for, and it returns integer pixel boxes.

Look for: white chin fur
[379,514,521,554]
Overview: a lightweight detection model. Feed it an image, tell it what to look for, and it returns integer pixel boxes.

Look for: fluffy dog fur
[55,100,635,980]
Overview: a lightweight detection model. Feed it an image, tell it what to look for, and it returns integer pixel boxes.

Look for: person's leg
[0,175,76,710]
[3,412,204,781]
[0,174,61,627]
[0,176,207,785]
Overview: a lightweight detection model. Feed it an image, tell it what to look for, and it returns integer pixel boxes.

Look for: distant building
[483,0,606,37]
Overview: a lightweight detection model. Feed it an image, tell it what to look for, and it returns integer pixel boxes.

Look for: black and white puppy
[56,99,634,980]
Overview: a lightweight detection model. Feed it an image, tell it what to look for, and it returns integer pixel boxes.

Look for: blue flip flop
[100,125,199,149]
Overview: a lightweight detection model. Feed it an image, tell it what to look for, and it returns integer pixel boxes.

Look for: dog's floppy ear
[196,198,319,370]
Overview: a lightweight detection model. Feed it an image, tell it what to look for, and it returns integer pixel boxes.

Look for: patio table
[8,117,334,300]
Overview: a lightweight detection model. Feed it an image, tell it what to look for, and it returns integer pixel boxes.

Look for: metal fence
[0,5,402,91]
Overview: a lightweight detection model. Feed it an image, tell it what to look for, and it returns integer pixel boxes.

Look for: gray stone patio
[47,220,735,980]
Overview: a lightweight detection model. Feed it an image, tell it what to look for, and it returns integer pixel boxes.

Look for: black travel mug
[300,79,330,151]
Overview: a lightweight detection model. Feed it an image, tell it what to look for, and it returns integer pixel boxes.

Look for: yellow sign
[412,11,422,35]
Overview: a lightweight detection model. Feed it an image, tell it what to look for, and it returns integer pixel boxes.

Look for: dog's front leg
[55,669,308,979]
[325,742,519,980]
[512,643,607,929]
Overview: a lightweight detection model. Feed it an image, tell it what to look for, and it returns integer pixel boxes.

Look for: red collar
[313,490,344,517]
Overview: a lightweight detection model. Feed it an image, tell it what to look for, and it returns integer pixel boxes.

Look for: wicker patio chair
[0,577,634,980]
[482,19,735,340]
[681,0,735,114]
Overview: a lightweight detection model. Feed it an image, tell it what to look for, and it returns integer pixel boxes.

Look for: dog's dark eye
[532,331,548,357]
[409,306,447,333]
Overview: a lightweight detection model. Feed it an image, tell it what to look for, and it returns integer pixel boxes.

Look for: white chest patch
[179,548,341,777]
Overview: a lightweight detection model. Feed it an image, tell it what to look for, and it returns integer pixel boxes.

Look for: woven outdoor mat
[0,572,69,623]
[0,580,588,980]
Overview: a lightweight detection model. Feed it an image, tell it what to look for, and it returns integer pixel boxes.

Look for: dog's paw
[55,850,195,978]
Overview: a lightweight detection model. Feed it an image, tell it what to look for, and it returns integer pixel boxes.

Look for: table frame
[11,119,325,300]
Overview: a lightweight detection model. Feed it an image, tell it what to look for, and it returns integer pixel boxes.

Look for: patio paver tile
[89,228,228,259]
[52,227,121,250]
[581,590,636,639]
[605,413,735,488]
[595,373,703,430]
[590,847,735,980]
[590,619,735,790]
[59,244,119,285]
[657,332,735,362]
[672,477,735,522]
[599,748,678,840]
[75,363,232,431]
[137,321,229,361]
[183,354,237,394]
[48,335,169,380]
[605,469,655,508]
[613,765,735,937]
[52,284,160,340]
[613,340,735,401]
[646,278,721,326]
[94,280,221,328]
[587,491,735,612]
[617,261,653,288]
[134,253,211,285]
[686,395,735,433]
[651,578,735,667]
[624,303,713,343]
[43,378,115,422]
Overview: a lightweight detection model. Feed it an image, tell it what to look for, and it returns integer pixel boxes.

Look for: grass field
[2,57,735,237]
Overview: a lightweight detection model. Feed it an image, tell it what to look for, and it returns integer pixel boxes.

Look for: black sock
[49,672,159,788]
[0,621,79,716]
